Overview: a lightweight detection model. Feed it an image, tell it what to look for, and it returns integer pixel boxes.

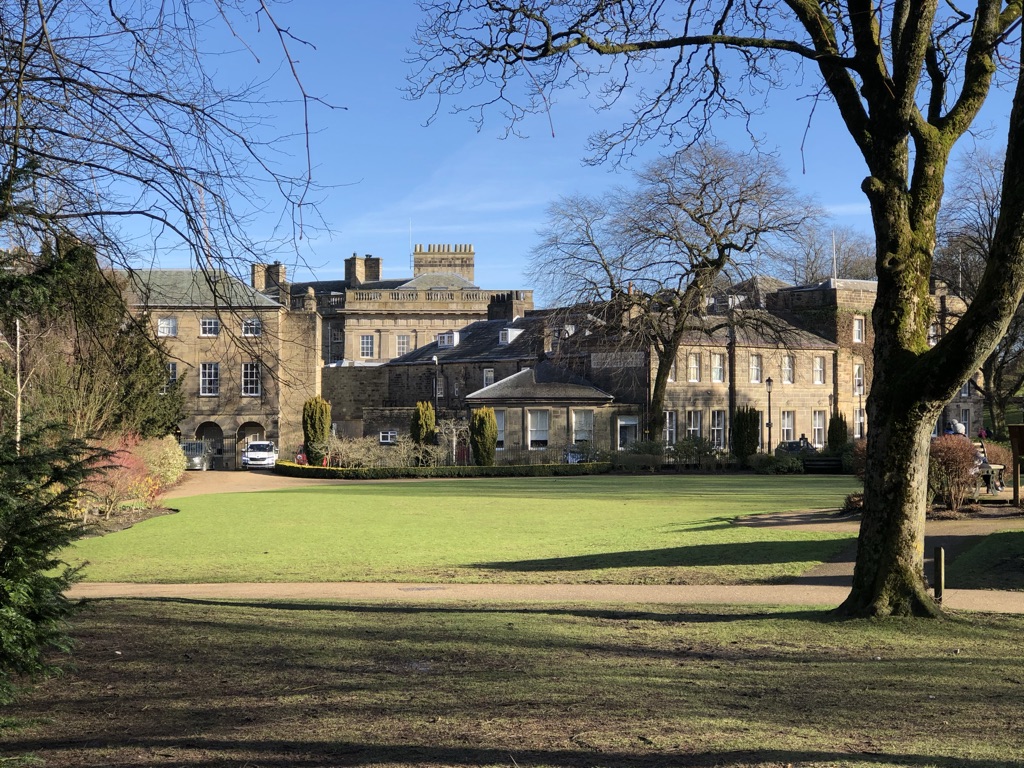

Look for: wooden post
[934,546,945,604]
[1007,425,1024,507]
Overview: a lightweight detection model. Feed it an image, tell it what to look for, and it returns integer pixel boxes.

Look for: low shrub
[612,452,663,472]
[929,435,979,512]
[747,453,804,475]
[668,436,719,468]
[136,434,187,490]
[984,441,1012,469]
[849,439,867,481]
[841,492,864,515]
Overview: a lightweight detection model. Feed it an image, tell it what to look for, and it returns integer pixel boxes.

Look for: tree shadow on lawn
[471,539,849,572]
[85,596,832,625]
[3,735,1021,768]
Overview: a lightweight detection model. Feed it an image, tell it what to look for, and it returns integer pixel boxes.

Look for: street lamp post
[765,377,774,454]
[432,355,439,413]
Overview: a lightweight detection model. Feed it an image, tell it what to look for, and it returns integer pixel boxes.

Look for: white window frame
[686,410,703,439]
[242,318,262,337]
[573,409,595,444]
[960,408,971,434]
[687,352,701,383]
[711,353,725,383]
[157,317,178,337]
[667,360,676,383]
[200,317,221,337]
[483,368,495,388]
[854,408,866,439]
[781,410,796,442]
[749,353,763,384]
[782,354,795,384]
[617,416,639,450]
[812,410,826,448]
[960,380,971,398]
[241,362,261,397]
[853,363,865,396]
[494,409,505,450]
[396,334,411,356]
[813,356,826,385]
[528,409,550,449]
[360,334,374,358]
[663,411,677,445]
[161,362,177,395]
[379,430,398,445]
[711,410,726,449]
[853,315,865,343]
[199,362,219,397]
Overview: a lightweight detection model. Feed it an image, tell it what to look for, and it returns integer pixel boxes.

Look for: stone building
[125,269,321,466]
[767,278,982,438]
[329,277,985,457]
[252,244,534,364]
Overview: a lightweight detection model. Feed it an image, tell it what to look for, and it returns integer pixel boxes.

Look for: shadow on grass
[471,539,847,572]
[79,596,836,625]
[1,737,1020,768]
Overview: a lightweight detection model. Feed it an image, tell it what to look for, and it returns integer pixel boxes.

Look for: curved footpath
[67,581,1024,614]
[68,469,1024,614]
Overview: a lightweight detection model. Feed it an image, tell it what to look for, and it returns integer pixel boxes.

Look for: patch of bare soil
[927,503,1024,520]
[81,505,178,536]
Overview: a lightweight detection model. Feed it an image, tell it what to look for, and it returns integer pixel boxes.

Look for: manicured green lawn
[69,475,860,584]
[4,599,1023,767]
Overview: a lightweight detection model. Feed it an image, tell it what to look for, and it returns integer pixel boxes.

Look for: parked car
[181,440,214,471]
[774,435,817,457]
[242,441,278,469]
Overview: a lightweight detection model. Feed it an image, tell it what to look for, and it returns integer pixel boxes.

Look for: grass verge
[948,531,1024,590]
[3,599,1023,767]
[67,475,860,584]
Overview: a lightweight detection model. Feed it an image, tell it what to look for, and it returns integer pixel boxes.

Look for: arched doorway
[195,421,225,470]
[235,421,266,470]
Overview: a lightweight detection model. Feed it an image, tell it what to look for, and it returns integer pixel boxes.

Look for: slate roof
[285,272,478,300]
[779,277,878,293]
[466,360,614,405]
[390,316,547,365]
[123,269,282,309]
[398,272,479,290]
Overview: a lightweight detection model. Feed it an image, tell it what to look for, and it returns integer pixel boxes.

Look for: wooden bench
[973,440,1005,498]
[802,456,844,474]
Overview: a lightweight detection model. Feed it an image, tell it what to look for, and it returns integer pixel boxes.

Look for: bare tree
[0,1,321,275]
[411,1,1024,617]
[769,224,875,285]
[934,148,1024,437]
[531,142,811,439]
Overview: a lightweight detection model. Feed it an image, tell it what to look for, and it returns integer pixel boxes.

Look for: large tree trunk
[646,346,675,441]
[838,124,952,616]
[838,402,942,617]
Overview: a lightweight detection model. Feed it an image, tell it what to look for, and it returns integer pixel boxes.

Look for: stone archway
[235,421,266,470]
[195,421,225,470]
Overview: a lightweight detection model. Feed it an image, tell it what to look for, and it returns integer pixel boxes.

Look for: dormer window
[437,331,459,348]
[499,327,523,345]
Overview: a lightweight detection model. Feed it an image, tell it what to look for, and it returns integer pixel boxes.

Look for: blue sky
[179,4,1014,301]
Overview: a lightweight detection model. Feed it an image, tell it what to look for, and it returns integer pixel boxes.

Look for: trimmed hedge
[274,460,614,480]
